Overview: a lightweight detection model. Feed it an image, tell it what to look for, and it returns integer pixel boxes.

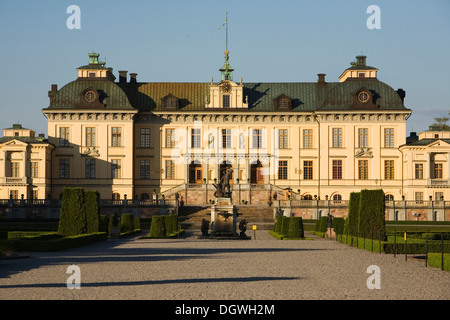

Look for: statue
[327,212,333,228]
[213,168,233,198]
[276,207,284,217]
[201,219,210,237]
[238,219,248,239]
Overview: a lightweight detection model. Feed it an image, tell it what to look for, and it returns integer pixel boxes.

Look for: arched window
[332,194,342,203]
[303,194,313,200]
[385,194,394,202]
[141,193,150,200]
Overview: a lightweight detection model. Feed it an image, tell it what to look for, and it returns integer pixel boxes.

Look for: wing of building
[2,51,449,221]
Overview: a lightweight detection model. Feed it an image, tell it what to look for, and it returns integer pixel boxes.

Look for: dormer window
[274,95,292,110]
[161,94,179,110]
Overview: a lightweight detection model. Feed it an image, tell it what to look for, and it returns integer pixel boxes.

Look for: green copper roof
[116,79,408,112]
[45,79,135,110]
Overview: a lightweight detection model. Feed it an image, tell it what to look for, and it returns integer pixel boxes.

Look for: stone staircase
[178,205,275,231]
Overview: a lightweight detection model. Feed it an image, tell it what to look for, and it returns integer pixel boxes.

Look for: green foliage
[274,216,284,234]
[348,192,360,236]
[98,215,109,233]
[164,215,178,236]
[108,214,121,235]
[427,253,450,271]
[85,190,100,234]
[8,232,60,240]
[318,216,329,233]
[358,189,386,240]
[148,216,166,238]
[0,233,107,252]
[333,217,345,235]
[120,214,135,233]
[288,217,304,239]
[58,187,87,236]
[281,217,291,236]
[134,218,141,231]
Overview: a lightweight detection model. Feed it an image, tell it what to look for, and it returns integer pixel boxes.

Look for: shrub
[348,192,360,236]
[358,189,386,240]
[58,187,86,236]
[99,215,109,233]
[85,190,100,234]
[148,216,166,238]
[120,214,135,233]
[288,217,304,239]
[318,216,329,233]
[333,217,345,235]
[274,216,284,234]
[133,218,141,231]
[108,214,121,235]
[281,217,291,236]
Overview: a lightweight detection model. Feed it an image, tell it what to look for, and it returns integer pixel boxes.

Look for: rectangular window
[165,160,175,179]
[11,162,19,178]
[279,129,288,149]
[303,129,313,149]
[415,192,424,204]
[435,192,444,201]
[384,160,394,180]
[252,129,262,149]
[10,190,18,200]
[222,129,231,148]
[31,162,39,178]
[85,159,96,179]
[434,163,443,179]
[140,128,150,148]
[303,161,313,180]
[358,160,368,180]
[191,128,201,148]
[415,163,423,179]
[59,127,70,147]
[358,128,368,148]
[332,160,342,180]
[111,159,121,179]
[384,128,394,148]
[32,189,39,200]
[111,127,121,147]
[278,160,288,180]
[59,158,70,179]
[165,129,175,148]
[140,160,150,180]
[86,127,96,147]
[223,95,230,108]
[332,128,342,148]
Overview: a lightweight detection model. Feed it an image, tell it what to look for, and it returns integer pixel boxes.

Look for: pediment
[427,140,450,148]
[1,139,29,147]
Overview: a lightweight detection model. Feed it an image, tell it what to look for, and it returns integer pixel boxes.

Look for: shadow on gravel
[0,276,301,289]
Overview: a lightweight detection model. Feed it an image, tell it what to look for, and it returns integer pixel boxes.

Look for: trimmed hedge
[288,217,304,239]
[99,215,109,233]
[85,190,100,234]
[358,189,386,240]
[0,232,107,252]
[58,187,86,236]
[347,192,360,236]
[120,214,135,233]
[318,216,329,233]
[8,232,60,240]
[146,215,182,238]
[281,217,291,236]
[274,216,284,234]
[333,217,345,235]
[148,216,166,238]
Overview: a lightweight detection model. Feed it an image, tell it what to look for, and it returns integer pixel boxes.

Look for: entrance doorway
[189,161,203,184]
[250,160,264,184]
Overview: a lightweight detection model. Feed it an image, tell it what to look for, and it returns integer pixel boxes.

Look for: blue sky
[0,0,449,136]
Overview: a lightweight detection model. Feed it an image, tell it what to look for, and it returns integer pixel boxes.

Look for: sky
[0,0,449,136]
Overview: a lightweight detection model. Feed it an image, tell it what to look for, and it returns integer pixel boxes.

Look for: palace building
[1,51,449,221]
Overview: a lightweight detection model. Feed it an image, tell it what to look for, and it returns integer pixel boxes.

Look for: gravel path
[0,230,448,300]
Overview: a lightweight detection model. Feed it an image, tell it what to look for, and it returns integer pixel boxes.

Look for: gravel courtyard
[0,230,448,300]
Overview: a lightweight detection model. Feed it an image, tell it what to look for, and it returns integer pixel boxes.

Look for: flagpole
[226,11,228,52]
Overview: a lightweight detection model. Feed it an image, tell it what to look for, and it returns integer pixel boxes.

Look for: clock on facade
[84,90,97,103]
[358,91,370,103]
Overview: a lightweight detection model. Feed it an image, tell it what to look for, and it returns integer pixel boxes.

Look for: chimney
[317,74,326,85]
[129,73,138,84]
[51,84,58,92]
[396,89,406,103]
[119,70,128,83]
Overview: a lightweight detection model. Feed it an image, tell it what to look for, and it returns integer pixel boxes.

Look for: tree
[429,112,450,131]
